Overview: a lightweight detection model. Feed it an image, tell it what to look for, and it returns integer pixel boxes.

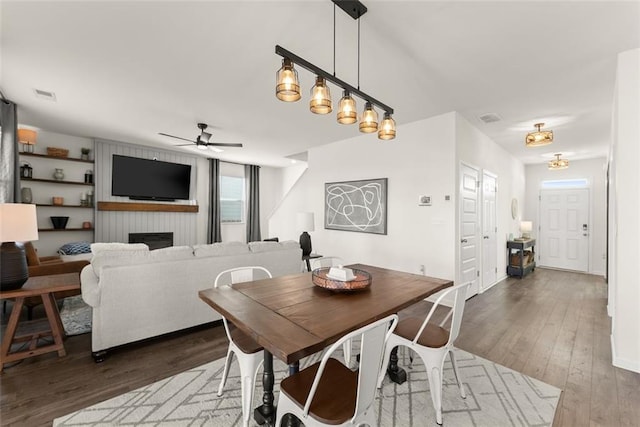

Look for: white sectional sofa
[81,241,302,361]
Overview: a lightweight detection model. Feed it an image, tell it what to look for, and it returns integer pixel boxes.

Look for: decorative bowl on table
[312,267,372,292]
[50,216,69,229]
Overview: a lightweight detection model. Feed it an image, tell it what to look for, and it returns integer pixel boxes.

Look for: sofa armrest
[81,264,100,307]
[28,260,89,277]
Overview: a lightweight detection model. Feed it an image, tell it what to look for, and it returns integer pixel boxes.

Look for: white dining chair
[377,282,472,425]
[275,314,398,427]
[214,266,272,427]
[308,256,355,367]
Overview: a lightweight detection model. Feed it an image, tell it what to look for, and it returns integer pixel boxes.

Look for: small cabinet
[506,239,536,278]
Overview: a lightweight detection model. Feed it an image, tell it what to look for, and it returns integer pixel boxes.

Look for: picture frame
[324,178,388,235]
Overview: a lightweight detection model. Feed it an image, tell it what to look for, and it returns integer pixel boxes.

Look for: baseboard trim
[611,334,640,373]
[480,274,507,294]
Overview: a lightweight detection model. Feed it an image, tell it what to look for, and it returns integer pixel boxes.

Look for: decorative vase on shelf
[53,168,65,181]
[20,187,33,203]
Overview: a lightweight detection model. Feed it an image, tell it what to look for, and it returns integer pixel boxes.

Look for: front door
[459,163,479,298]
[482,171,497,289]
[538,188,590,272]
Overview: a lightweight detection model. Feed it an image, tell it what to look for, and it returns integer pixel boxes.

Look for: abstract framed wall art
[324,178,388,235]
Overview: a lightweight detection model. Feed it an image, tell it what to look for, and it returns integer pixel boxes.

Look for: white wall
[455,114,526,287]
[524,157,607,275]
[609,48,640,373]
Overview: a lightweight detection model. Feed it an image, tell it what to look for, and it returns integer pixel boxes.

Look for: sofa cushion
[91,250,150,277]
[249,240,299,253]
[148,245,194,262]
[193,242,249,258]
[91,242,149,255]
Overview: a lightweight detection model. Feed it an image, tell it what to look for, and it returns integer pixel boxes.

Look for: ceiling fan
[159,123,243,152]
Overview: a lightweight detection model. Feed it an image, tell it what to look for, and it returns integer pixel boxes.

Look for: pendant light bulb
[359,102,378,133]
[337,90,357,124]
[378,112,396,140]
[276,58,301,102]
[309,76,332,114]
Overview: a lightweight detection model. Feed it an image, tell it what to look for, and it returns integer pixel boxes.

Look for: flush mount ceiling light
[548,153,569,170]
[526,123,553,147]
[275,0,395,140]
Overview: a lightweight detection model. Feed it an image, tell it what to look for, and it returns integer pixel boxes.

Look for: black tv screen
[111,155,191,201]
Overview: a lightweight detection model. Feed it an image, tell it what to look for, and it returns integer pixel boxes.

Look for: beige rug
[54,347,560,426]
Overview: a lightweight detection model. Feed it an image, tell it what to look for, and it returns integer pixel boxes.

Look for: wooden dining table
[199,263,452,425]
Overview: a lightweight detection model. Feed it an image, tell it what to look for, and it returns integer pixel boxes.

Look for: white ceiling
[2,1,639,167]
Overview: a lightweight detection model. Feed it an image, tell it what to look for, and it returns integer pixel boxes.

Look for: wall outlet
[419,264,425,274]
[418,195,431,206]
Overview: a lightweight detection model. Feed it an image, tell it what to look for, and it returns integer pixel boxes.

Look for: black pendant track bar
[275,44,394,115]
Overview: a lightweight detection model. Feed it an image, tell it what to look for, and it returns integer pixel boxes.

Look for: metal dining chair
[377,282,472,425]
[214,266,273,427]
[308,256,355,367]
[275,314,398,427]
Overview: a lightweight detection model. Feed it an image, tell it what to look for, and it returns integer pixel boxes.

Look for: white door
[539,188,590,272]
[459,163,480,298]
[482,171,497,289]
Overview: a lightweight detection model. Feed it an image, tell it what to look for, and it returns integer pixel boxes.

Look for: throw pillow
[58,241,92,256]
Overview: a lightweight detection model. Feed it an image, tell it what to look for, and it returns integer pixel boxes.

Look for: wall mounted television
[111,154,191,201]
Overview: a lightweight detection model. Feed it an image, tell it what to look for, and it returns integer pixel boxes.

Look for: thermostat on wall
[418,195,431,206]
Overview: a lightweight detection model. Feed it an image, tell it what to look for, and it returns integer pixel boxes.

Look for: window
[540,178,589,189]
[220,175,245,223]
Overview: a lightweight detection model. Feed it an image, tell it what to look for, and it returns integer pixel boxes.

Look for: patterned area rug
[59,296,92,336]
[54,347,560,426]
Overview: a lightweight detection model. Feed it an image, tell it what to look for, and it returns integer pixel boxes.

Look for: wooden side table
[0,273,80,372]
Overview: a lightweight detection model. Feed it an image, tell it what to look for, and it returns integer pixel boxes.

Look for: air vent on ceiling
[479,113,501,124]
[33,88,56,101]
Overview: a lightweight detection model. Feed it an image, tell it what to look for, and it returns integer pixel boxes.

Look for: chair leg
[428,365,443,425]
[449,349,466,399]
[343,339,352,367]
[217,347,234,396]
[237,353,263,427]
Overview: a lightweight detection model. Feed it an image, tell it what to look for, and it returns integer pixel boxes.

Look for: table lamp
[297,212,315,257]
[0,203,39,291]
[17,128,37,153]
[520,221,533,239]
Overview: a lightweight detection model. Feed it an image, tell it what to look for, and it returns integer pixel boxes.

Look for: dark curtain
[245,164,261,242]
[208,158,222,243]
[0,99,19,203]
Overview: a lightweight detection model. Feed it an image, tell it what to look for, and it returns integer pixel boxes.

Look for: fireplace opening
[128,232,173,250]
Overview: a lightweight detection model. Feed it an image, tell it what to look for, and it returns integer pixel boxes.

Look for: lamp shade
[337,90,357,125]
[276,58,301,102]
[359,102,378,133]
[378,112,396,140]
[309,76,332,114]
[297,212,315,232]
[525,123,553,147]
[17,129,37,145]
[0,203,39,243]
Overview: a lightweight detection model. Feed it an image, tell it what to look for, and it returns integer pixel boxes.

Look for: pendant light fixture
[310,76,332,114]
[548,153,569,170]
[337,90,357,124]
[378,112,396,140]
[359,102,378,133]
[526,123,553,147]
[274,0,395,140]
[276,58,301,102]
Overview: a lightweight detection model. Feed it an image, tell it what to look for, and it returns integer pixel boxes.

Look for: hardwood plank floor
[1,268,638,426]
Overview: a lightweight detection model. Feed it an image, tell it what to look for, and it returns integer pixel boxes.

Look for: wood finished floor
[1,268,638,426]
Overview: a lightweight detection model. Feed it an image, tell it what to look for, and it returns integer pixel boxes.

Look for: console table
[506,239,536,278]
[0,273,80,372]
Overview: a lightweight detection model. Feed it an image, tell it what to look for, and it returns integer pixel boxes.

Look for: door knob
[483,236,489,239]
[461,239,468,243]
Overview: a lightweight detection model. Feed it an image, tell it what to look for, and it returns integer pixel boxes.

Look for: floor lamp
[297,212,315,257]
[0,203,39,291]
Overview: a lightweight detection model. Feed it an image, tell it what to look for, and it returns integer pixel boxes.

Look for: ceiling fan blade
[207,142,243,148]
[174,143,197,147]
[158,133,195,143]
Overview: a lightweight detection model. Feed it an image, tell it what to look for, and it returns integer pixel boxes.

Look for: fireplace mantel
[97,201,198,213]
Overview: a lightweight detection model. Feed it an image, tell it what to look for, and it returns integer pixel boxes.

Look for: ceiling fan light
[378,112,396,140]
[276,58,301,102]
[309,76,332,114]
[359,102,378,133]
[337,90,357,124]
[526,123,553,147]
[196,143,208,151]
[548,153,569,170]
[200,131,212,144]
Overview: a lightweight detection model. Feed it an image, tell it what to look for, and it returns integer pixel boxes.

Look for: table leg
[0,297,25,372]
[387,346,407,384]
[305,258,311,272]
[254,350,275,426]
[41,293,66,356]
